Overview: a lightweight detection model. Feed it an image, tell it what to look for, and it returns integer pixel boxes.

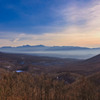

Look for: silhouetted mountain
[17,45,32,48]
[0,45,92,52]
[1,45,100,52]
[17,44,45,48]
[0,45,48,52]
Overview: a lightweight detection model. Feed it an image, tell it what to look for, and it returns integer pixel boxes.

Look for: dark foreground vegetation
[0,72,100,100]
[0,52,100,100]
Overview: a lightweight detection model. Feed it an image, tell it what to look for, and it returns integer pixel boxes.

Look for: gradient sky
[0,0,100,47]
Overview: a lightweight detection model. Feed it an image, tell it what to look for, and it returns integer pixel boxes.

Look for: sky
[0,0,100,47]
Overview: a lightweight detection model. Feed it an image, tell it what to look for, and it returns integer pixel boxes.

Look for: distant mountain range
[0,45,100,53]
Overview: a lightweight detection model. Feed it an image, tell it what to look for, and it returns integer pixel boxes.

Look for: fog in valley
[1,49,100,59]
[24,50,100,59]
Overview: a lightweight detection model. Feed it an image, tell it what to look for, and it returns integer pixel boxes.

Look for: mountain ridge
[0,45,99,50]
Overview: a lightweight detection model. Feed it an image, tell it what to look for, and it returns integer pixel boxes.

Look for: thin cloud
[60,0,100,32]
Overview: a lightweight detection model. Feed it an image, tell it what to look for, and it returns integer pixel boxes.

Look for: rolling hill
[0,52,100,75]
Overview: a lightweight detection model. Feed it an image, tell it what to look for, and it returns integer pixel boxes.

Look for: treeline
[0,72,99,100]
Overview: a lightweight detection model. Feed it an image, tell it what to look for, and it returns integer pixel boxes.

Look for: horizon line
[0,44,100,49]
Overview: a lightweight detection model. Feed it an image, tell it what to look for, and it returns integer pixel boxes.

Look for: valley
[0,52,100,100]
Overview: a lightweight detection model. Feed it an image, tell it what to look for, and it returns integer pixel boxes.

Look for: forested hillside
[0,72,100,100]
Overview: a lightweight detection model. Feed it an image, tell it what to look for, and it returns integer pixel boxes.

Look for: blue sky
[0,0,68,33]
[0,0,100,47]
